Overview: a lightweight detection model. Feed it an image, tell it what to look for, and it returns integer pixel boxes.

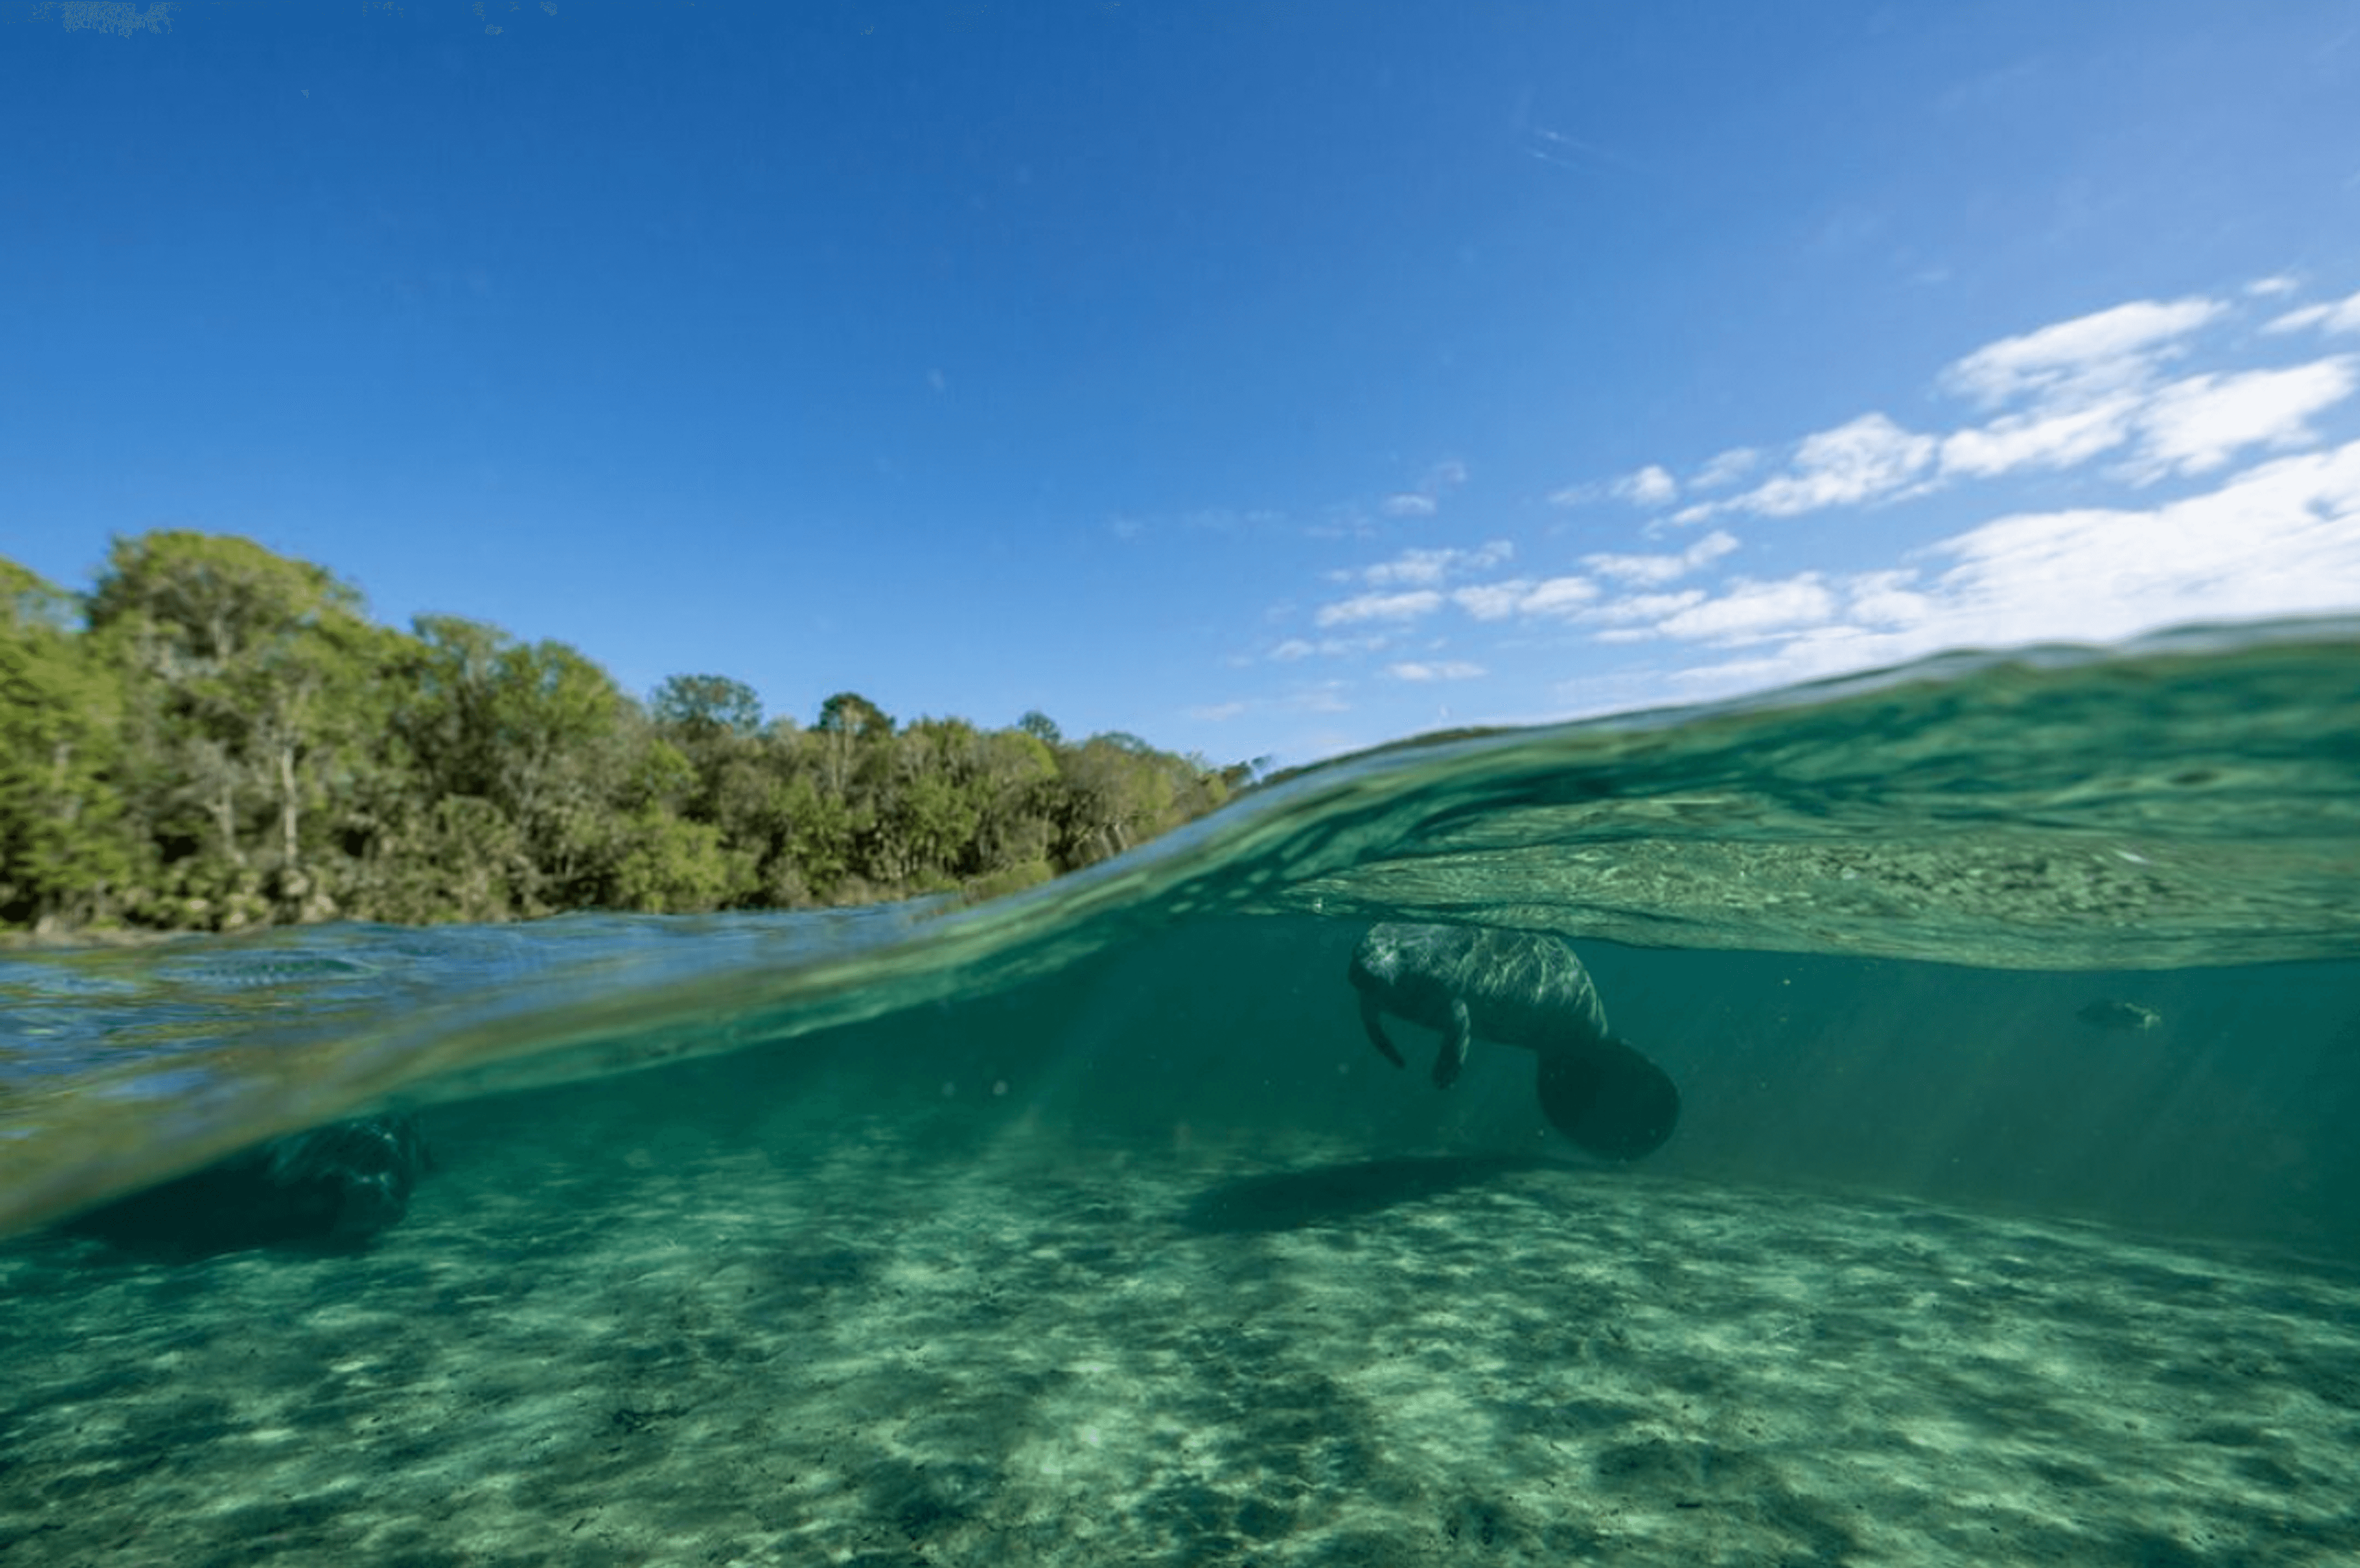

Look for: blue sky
[6,1,2359,768]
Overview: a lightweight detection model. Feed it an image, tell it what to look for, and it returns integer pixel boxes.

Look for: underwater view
[4,623,2359,1567]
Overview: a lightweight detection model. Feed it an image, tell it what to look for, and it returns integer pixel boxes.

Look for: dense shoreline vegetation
[1,533,1252,936]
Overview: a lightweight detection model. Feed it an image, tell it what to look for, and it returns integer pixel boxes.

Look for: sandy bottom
[4,1091,2359,1568]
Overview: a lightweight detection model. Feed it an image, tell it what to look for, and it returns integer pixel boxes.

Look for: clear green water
[4,621,2358,1565]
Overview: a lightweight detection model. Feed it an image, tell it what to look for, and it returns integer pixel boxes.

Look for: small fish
[2077,999,2161,1032]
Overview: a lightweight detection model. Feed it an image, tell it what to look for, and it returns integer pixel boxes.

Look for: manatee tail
[1536,1038,1680,1161]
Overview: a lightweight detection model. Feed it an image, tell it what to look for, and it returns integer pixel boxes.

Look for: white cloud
[1379,460,1470,519]
[1938,394,2139,479]
[1560,453,1751,512]
[1315,589,1444,627]
[1586,590,1708,639]
[1615,465,1678,506]
[1656,576,1838,642]
[1587,529,1739,585]
[1452,580,1536,621]
[1560,291,2360,527]
[1449,574,1598,620]
[2247,275,2302,299]
[1719,414,1938,517]
[1387,661,1486,682]
[1522,576,1600,616]
[1926,442,2360,638]
[1355,541,1514,587]
[1692,447,1761,489]
[2130,358,2358,478]
[2265,288,2360,337]
[1268,633,1390,662]
[1940,296,2225,407]
[1844,569,1935,628]
[1274,284,2360,742]
[1187,702,1247,721]
[1668,437,2360,690]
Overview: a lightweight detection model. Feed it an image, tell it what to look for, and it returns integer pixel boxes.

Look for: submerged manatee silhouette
[1347,923,1679,1161]
[66,1114,430,1256]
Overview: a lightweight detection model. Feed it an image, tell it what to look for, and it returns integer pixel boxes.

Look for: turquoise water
[4,620,2359,1564]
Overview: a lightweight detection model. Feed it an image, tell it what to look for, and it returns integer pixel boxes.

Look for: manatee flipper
[1433,997,1473,1089]
[1359,991,1407,1070]
[1538,1039,1679,1161]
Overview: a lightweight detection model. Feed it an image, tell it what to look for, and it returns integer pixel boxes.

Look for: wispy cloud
[1314,589,1445,627]
[1658,437,2360,689]
[1691,447,1761,490]
[1616,465,1678,506]
[1554,461,1685,509]
[1656,576,1838,642]
[1585,528,1739,585]
[1380,458,1470,519]
[1451,575,1599,620]
[2131,359,2358,477]
[1937,395,2138,479]
[1940,296,2224,407]
[1267,633,1390,662]
[1253,280,2360,751]
[1682,414,1938,521]
[1630,291,2359,523]
[1590,591,1709,642]
[1347,540,1515,588]
[2267,288,2360,336]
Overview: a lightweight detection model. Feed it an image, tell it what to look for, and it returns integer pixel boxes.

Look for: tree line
[1,532,1253,935]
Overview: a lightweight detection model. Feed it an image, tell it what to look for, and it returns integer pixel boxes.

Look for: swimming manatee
[1347,922,1680,1162]
[64,1113,430,1256]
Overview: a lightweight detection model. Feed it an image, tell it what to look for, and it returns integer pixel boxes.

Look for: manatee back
[1349,922,1610,1052]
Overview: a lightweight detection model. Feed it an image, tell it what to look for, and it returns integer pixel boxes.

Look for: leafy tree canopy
[0,533,1245,935]
[651,673,763,739]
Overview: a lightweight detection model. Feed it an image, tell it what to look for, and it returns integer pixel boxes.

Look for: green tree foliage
[0,563,131,928]
[388,616,636,913]
[650,673,763,740]
[0,534,1244,934]
[85,533,400,928]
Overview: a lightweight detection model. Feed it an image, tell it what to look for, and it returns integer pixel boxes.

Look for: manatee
[1347,923,1680,1161]
[2077,998,2161,1032]
[65,1113,430,1256]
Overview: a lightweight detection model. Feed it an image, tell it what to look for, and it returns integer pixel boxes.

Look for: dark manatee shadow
[58,1115,431,1261]
[1538,1039,1680,1163]
[1179,1154,1567,1235]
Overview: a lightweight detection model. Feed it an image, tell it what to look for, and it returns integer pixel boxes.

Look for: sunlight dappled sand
[5,1090,2358,1566]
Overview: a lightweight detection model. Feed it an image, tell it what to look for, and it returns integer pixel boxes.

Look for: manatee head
[1536,1038,1680,1161]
